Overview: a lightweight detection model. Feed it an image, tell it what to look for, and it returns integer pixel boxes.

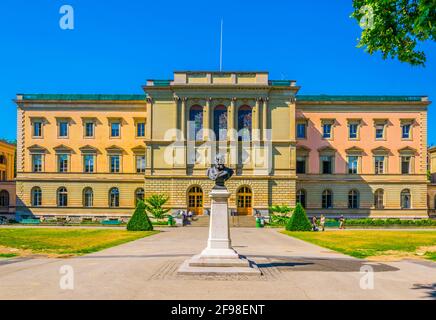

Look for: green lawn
[0,228,158,258]
[282,230,436,261]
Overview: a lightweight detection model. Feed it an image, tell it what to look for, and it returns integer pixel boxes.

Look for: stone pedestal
[178,187,261,276]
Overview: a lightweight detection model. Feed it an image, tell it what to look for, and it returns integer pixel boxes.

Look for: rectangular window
[296,123,306,139]
[349,123,358,139]
[110,155,120,173]
[374,156,385,174]
[375,124,385,139]
[84,155,95,173]
[85,122,95,137]
[58,154,69,173]
[111,122,120,137]
[402,124,411,139]
[136,122,145,137]
[33,122,42,137]
[347,156,359,174]
[32,154,43,172]
[136,155,146,173]
[322,124,332,139]
[401,156,411,174]
[59,121,68,137]
[296,156,306,174]
[320,155,333,174]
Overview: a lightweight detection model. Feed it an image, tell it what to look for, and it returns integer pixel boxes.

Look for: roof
[296,95,428,102]
[17,94,147,101]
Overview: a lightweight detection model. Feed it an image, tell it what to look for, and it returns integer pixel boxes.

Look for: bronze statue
[207,154,234,189]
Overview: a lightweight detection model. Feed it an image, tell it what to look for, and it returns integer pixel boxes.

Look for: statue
[207,154,234,189]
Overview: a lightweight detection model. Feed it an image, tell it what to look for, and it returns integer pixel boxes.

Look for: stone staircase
[188,215,257,228]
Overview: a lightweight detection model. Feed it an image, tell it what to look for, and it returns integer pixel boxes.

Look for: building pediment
[371,146,390,155]
[79,145,100,154]
[345,146,364,154]
[53,144,75,154]
[106,145,125,154]
[317,146,336,153]
[398,146,417,154]
[27,144,49,154]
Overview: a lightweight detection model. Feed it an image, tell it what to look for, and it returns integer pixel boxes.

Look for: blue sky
[0,0,435,144]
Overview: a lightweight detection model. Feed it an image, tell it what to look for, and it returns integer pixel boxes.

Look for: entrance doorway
[237,186,252,216]
[187,186,203,215]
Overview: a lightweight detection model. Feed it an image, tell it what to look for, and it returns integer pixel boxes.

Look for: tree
[286,203,312,231]
[351,0,435,66]
[127,200,153,231]
[269,204,292,225]
[144,194,171,221]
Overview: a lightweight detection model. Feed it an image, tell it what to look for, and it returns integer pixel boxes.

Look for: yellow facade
[14,71,432,219]
[0,140,16,216]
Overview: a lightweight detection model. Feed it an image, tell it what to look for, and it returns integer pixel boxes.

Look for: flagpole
[220,19,223,71]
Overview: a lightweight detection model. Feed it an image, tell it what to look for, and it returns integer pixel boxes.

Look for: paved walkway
[0,227,435,299]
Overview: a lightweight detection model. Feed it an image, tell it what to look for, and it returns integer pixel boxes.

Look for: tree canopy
[351,0,435,66]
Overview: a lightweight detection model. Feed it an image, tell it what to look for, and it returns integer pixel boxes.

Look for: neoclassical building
[0,140,16,218]
[14,71,432,220]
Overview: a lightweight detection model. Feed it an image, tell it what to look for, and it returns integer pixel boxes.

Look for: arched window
[187,186,203,215]
[188,105,203,141]
[401,189,411,209]
[322,190,333,209]
[237,186,252,215]
[31,187,42,207]
[0,155,5,164]
[57,187,68,207]
[348,189,360,209]
[83,187,93,208]
[135,188,145,205]
[374,189,384,209]
[297,189,306,208]
[0,190,9,207]
[238,105,252,141]
[213,105,228,140]
[109,187,120,208]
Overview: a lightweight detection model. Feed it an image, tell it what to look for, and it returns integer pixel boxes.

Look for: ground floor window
[135,188,145,205]
[322,190,333,209]
[109,188,120,207]
[83,187,93,207]
[32,187,42,207]
[0,190,9,207]
[374,189,384,209]
[237,186,252,215]
[187,186,203,215]
[296,189,306,208]
[401,189,411,209]
[348,189,359,209]
[57,187,68,207]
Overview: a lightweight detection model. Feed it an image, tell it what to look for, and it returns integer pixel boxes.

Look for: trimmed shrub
[127,200,153,231]
[286,203,312,231]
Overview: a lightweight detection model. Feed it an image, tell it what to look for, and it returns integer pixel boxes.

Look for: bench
[20,219,41,225]
[101,220,121,225]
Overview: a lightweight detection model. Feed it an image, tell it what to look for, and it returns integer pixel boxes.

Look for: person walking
[320,214,326,231]
[339,215,345,229]
[311,216,318,231]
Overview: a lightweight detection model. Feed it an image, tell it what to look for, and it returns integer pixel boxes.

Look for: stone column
[253,98,261,141]
[228,98,236,141]
[174,95,180,139]
[181,97,187,141]
[262,98,268,141]
[204,98,211,140]
[146,98,153,140]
